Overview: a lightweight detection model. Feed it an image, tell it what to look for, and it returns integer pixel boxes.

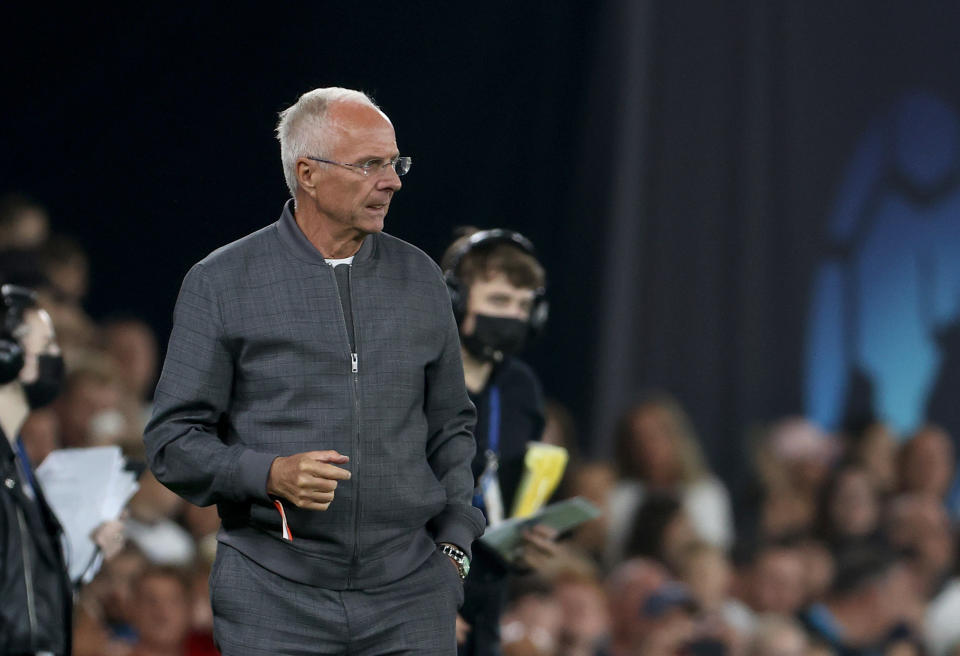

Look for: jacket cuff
[237,450,278,503]
[432,504,486,560]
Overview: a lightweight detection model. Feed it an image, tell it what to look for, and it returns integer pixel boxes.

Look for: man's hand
[455,614,472,645]
[267,450,351,511]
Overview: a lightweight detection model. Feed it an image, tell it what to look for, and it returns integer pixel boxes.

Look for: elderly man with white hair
[145,87,483,655]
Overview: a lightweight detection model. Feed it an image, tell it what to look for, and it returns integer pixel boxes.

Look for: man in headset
[442,229,558,655]
[0,284,71,655]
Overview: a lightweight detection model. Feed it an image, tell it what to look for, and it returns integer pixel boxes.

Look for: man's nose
[377,166,402,192]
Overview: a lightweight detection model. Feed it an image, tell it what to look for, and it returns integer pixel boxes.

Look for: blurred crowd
[3,192,960,656]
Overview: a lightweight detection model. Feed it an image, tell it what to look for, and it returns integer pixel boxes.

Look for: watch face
[461,558,470,578]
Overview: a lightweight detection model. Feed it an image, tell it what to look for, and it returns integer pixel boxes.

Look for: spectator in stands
[103,317,159,404]
[737,540,808,616]
[886,493,955,599]
[814,462,884,552]
[19,405,60,466]
[564,462,618,565]
[74,544,150,655]
[799,546,923,656]
[624,493,699,573]
[500,576,562,656]
[125,471,195,566]
[925,534,960,656]
[551,568,611,656]
[39,234,89,307]
[0,193,50,249]
[677,541,754,639]
[606,393,734,568]
[603,558,671,656]
[899,425,957,514]
[754,418,837,539]
[54,355,124,448]
[128,566,193,656]
[843,419,898,493]
[746,615,809,656]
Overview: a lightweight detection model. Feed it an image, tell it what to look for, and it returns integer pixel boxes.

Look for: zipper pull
[351,352,358,373]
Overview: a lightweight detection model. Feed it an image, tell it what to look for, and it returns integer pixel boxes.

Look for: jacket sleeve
[424,302,486,558]
[143,263,277,507]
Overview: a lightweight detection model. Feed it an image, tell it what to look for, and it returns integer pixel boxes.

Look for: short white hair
[275,87,380,197]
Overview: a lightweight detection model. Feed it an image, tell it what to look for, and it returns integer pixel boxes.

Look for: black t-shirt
[467,356,546,522]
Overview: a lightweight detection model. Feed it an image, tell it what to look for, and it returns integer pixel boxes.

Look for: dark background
[5,2,960,498]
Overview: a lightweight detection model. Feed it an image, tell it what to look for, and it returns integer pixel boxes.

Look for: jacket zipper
[16,505,39,650]
[327,263,362,587]
[348,265,361,585]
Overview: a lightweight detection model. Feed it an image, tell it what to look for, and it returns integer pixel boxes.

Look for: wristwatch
[438,543,470,580]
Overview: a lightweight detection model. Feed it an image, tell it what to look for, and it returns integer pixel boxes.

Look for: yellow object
[511,443,569,518]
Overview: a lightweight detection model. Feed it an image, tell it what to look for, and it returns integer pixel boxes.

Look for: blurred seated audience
[606,393,734,569]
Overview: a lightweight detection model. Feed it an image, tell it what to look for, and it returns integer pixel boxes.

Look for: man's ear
[296,159,317,197]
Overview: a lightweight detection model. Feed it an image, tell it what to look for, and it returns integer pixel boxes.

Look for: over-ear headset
[443,228,549,337]
[0,284,38,385]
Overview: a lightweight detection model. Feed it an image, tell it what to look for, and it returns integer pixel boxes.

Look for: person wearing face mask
[441,229,554,656]
[0,283,72,656]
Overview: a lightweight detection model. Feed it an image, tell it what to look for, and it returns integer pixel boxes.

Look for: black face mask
[462,314,528,363]
[23,354,65,409]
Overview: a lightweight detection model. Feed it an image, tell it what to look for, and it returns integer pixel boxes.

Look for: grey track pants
[210,543,463,655]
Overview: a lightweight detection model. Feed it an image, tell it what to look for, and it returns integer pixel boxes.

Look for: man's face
[297,102,402,237]
[15,308,58,385]
[132,575,191,648]
[461,272,535,336]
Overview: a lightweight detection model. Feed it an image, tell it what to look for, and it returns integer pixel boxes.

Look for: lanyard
[487,385,501,455]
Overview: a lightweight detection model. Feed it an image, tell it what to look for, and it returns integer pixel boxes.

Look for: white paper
[35,446,139,582]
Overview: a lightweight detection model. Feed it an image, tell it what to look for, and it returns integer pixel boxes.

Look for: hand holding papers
[35,446,139,583]
[480,496,601,565]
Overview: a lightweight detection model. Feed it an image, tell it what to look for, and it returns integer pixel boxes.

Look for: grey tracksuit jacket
[144,201,485,590]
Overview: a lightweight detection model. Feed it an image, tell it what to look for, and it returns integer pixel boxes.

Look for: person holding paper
[145,88,483,655]
[0,283,72,655]
[441,229,560,655]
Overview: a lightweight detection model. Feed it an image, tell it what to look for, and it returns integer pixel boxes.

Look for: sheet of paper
[35,446,140,582]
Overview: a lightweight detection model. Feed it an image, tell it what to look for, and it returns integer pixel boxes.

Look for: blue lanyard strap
[487,385,501,455]
[14,437,37,497]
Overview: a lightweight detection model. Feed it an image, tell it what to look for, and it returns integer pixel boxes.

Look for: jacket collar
[275,199,377,266]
